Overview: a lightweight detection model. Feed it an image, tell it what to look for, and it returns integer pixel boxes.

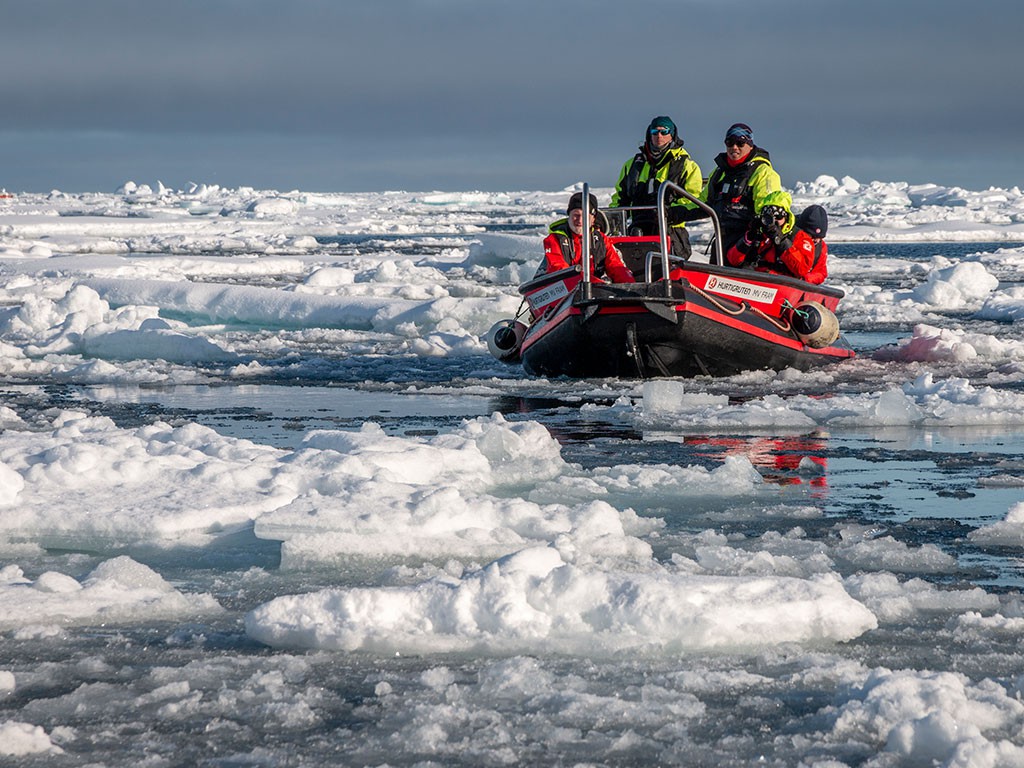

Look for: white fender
[486,319,526,362]
[792,301,840,348]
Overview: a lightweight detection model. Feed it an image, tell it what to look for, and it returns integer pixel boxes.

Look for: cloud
[1,0,1020,191]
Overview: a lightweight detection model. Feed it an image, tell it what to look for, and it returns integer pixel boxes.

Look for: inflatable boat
[488,183,855,378]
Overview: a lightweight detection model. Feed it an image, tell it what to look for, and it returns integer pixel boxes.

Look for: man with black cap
[541,191,635,283]
[672,122,785,254]
[611,116,703,259]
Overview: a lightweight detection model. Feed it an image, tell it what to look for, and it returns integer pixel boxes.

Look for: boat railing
[656,181,724,269]
[601,206,655,236]
[580,183,594,299]
[643,251,688,284]
[578,182,721,293]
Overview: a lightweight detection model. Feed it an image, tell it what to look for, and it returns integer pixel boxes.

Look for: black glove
[668,204,707,225]
[734,242,760,267]
[732,218,763,268]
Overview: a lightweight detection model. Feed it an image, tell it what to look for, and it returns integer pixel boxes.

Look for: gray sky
[2,0,1020,193]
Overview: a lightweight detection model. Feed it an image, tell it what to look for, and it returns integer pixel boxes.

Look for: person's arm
[667,168,713,225]
[727,220,766,268]
[776,231,812,278]
[750,164,784,216]
[602,240,636,283]
[726,240,754,268]
[610,158,633,207]
[780,233,828,283]
[681,157,703,199]
[667,158,705,226]
[807,241,828,284]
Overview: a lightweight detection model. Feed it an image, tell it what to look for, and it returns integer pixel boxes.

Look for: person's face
[649,127,673,149]
[568,208,593,234]
[725,135,751,161]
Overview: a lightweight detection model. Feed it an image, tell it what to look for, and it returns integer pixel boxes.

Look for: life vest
[619,146,692,209]
[810,239,824,270]
[706,148,774,233]
[549,220,609,277]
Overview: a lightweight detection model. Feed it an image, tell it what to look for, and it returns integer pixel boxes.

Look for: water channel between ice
[72,382,1024,591]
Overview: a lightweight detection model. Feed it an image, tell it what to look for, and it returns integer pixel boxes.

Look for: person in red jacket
[542,192,636,283]
[727,202,829,284]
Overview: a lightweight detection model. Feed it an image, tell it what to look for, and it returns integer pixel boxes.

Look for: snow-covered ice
[1,178,1024,765]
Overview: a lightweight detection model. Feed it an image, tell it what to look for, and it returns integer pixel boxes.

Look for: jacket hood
[548,217,571,235]
[760,190,795,234]
[642,139,688,164]
[549,213,609,236]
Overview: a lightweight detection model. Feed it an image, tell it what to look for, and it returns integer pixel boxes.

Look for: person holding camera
[726,193,829,284]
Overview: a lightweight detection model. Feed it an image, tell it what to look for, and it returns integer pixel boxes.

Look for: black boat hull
[517,265,855,379]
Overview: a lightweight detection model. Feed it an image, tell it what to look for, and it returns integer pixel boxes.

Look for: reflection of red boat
[489,183,854,379]
[684,434,828,487]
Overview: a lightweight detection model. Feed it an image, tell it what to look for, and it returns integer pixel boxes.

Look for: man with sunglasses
[611,116,703,259]
[671,123,785,254]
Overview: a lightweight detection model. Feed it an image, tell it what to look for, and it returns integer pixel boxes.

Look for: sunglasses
[650,128,672,136]
[725,137,750,147]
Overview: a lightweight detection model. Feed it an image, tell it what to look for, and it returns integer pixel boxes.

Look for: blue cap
[725,123,753,142]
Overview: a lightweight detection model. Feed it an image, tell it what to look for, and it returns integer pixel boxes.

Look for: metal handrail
[574,183,721,292]
[601,205,655,236]
[655,181,723,269]
[644,252,688,284]
[581,183,592,300]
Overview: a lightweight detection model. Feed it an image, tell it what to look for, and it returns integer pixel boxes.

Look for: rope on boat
[513,298,532,324]
[689,284,794,333]
[689,284,747,316]
[782,299,807,317]
[749,305,793,333]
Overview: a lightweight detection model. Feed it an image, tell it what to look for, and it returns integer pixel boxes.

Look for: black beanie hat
[567,192,599,214]
[796,205,828,238]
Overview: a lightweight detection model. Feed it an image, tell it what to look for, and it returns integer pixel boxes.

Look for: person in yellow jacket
[671,122,786,254]
[611,116,703,258]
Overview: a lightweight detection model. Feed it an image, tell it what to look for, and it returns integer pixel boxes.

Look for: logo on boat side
[704,275,778,304]
[528,280,570,311]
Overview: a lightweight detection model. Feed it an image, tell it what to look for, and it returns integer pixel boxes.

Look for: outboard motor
[791,301,840,348]
[486,319,526,362]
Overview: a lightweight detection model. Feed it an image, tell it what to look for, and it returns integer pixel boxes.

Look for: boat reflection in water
[683,432,829,487]
[640,429,831,489]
